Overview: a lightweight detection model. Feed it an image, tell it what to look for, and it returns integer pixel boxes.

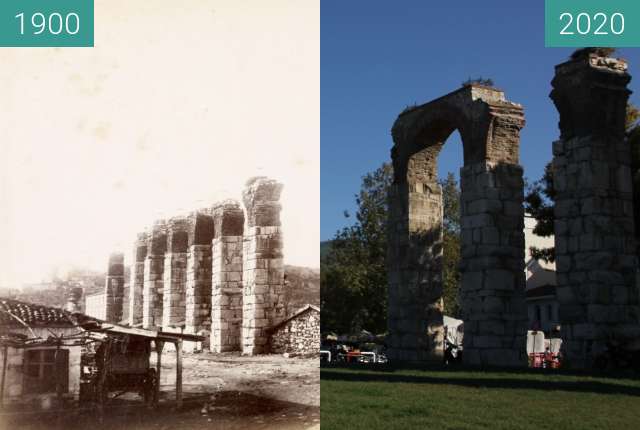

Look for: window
[23,349,69,394]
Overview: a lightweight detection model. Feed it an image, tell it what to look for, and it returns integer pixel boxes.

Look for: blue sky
[321,0,640,240]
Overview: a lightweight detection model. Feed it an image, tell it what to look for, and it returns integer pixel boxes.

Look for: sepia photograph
[0,1,319,429]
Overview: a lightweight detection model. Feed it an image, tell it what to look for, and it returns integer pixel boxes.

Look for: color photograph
[321,1,640,429]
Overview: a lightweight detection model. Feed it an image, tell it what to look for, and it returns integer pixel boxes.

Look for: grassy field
[321,366,640,430]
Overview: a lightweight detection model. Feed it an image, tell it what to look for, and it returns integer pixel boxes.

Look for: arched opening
[192,213,215,246]
[388,85,527,366]
[170,230,188,253]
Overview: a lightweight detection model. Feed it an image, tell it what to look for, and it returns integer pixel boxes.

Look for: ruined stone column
[242,177,285,355]
[105,253,125,323]
[211,200,245,352]
[389,85,527,366]
[185,211,215,349]
[551,53,640,368]
[387,159,445,363]
[143,221,167,329]
[163,217,188,329]
[128,232,147,326]
[458,161,528,367]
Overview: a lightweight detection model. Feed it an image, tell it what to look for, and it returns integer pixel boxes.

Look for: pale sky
[0,0,320,288]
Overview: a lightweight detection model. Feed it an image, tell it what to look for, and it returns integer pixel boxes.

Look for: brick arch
[387,84,528,367]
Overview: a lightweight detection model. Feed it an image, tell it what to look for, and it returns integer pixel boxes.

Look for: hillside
[283,265,320,316]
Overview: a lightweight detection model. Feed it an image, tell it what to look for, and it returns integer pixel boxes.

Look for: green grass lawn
[321,366,640,430]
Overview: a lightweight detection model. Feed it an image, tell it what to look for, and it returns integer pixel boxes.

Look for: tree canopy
[321,164,462,334]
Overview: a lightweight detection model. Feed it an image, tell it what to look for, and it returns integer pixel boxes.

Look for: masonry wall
[551,55,640,368]
[110,176,293,356]
[105,253,125,323]
[211,201,245,352]
[163,218,188,328]
[388,85,527,367]
[143,223,166,329]
[242,178,286,355]
[129,233,147,326]
[269,309,320,354]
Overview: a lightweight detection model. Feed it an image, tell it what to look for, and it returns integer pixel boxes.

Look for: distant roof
[0,297,76,327]
[271,304,319,330]
[0,297,204,345]
[526,284,556,299]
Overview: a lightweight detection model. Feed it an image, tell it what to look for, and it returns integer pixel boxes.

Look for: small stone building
[0,298,83,407]
[269,304,320,354]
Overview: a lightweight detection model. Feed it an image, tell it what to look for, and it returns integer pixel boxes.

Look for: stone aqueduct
[388,53,640,368]
[102,177,285,355]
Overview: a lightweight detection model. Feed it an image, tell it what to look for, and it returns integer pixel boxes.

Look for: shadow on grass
[321,366,640,397]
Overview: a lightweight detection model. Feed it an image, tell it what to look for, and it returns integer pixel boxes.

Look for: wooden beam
[55,341,62,406]
[175,339,183,409]
[154,340,164,407]
[96,324,159,339]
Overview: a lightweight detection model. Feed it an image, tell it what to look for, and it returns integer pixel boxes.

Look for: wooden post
[97,339,111,423]
[1,345,8,409]
[175,339,183,409]
[55,341,63,407]
[154,340,164,407]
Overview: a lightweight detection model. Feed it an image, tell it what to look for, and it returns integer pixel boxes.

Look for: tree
[320,163,392,334]
[320,164,462,333]
[441,173,462,318]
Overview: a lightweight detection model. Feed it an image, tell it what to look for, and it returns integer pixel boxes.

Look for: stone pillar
[128,232,147,326]
[458,162,528,367]
[105,253,125,324]
[387,169,445,363]
[211,200,245,352]
[143,222,166,329]
[242,177,285,355]
[551,53,640,368]
[185,211,215,349]
[163,217,189,329]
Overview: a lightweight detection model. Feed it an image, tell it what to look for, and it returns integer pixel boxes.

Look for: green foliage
[524,162,555,263]
[461,77,494,87]
[321,163,393,334]
[321,165,462,333]
[441,173,461,318]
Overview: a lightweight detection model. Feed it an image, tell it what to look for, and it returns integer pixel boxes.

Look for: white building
[84,292,106,320]
[524,215,558,333]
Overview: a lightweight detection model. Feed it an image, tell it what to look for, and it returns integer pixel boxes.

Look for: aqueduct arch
[388,84,528,366]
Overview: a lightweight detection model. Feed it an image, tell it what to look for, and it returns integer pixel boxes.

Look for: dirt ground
[1,352,320,430]
[161,351,320,408]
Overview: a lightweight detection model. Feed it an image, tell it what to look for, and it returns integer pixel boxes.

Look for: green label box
[545,0,640,47]
[0,0,93,47]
